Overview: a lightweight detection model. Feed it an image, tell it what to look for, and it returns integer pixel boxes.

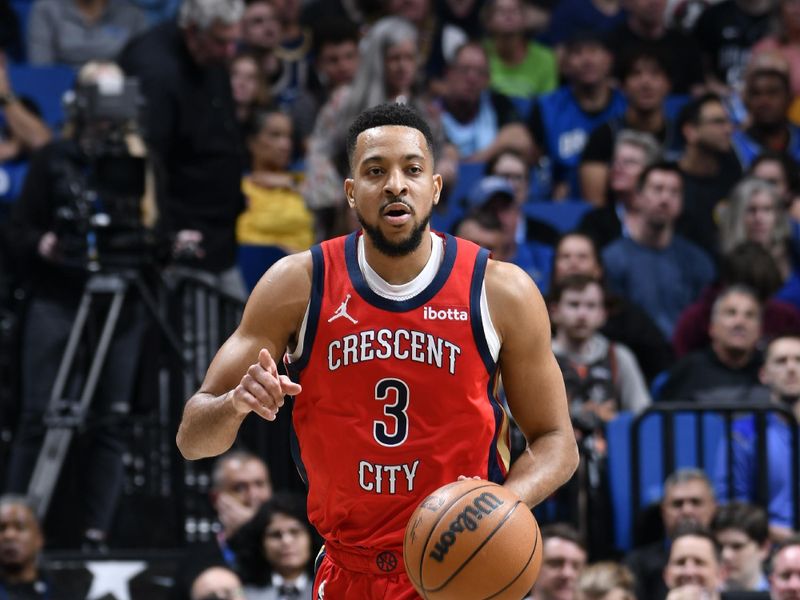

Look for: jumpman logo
[328,294,358,324]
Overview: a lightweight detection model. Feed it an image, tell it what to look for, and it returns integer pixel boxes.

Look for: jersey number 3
[373,378,409,447]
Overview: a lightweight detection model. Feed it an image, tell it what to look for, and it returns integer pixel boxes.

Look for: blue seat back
[0,161,29,204]
[523,199,591,233]
[8,64,77,129]
[237,244,287,292]
[607,409,727,551]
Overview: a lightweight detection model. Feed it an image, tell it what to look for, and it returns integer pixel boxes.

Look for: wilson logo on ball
[428,492,505,563]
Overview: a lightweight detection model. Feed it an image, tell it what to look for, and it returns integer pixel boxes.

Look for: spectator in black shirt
[579,47,679,207]
[5,61,160,550]
[118,0,247,298]
[676,93,743,260]
[604,0,705,95]
[693,0,773,91]
[0,495,50,599]
[660,285,766,404]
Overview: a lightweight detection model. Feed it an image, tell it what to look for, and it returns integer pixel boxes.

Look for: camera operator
[3,60,160,550]
[118,0,247,299]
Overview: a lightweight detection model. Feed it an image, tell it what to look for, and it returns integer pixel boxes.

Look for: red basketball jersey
[286,232,511,551]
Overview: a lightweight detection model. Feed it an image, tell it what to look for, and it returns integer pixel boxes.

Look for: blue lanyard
[217,532,237,568]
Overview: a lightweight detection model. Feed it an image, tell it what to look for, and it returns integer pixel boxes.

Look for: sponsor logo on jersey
[423,305,468,321]
[328,294,358,324]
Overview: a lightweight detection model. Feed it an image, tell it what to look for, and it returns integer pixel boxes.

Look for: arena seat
[432,161,485,234]
[8,64,77,129]
[607,408,728,551]
[0,160,29,204]
[523,199,592,233]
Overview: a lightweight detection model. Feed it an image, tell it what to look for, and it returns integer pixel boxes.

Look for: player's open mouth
[382,203,412,225]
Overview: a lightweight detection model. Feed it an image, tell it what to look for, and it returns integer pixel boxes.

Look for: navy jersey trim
[469,247,495,374]
[485,369,506,484]
[289,244,325,373]
[344,231,458,312]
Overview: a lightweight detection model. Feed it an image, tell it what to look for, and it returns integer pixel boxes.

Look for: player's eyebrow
[361,153,425,164]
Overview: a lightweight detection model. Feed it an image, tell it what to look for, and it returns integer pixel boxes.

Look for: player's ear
[344,178,355,207]
[432,173,442,207]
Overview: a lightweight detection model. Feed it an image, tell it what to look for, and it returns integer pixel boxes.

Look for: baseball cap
[466,176,515,210]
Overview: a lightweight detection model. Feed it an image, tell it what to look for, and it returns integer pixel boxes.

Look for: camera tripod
[26,269,184,520]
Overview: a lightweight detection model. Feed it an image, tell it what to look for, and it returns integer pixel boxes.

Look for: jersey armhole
[480,281,501,362]
[285,244,324,370]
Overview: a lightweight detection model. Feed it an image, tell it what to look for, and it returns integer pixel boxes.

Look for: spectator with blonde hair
[303,16,455,240]
[578,562,635,600]
[719,177,800,299]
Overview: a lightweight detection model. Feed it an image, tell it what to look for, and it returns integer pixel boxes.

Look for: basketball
[403,479,542,600]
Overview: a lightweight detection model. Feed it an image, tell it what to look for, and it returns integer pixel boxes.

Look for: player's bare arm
[176,252,312,460]
[486,259,579,507]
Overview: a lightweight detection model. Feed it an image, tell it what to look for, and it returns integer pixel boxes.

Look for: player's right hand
[230,348,302,421]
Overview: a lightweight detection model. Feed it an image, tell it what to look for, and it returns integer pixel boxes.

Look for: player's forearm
[503,429,579,508]
[176,391,247,460]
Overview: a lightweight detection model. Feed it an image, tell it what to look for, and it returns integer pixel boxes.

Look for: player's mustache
[381,196,414,214]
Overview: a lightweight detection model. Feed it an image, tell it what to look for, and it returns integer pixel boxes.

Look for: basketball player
[176,103,579,598]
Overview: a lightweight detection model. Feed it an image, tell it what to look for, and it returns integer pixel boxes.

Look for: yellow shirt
[237,177,314,251]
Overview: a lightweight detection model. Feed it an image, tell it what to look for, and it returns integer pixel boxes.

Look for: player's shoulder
[248,250,314,307]
[484,258,540,301]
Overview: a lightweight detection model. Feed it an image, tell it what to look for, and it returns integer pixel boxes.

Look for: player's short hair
[711,501,769,545]
[179,0,244,30]
[346,103,436,167]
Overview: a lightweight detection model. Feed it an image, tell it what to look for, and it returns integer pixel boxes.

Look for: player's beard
[356,206,432,258]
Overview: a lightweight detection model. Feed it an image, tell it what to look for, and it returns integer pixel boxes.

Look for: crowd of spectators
[3,0,800,597]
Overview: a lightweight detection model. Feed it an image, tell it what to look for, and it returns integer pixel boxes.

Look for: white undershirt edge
[289,233,500,361]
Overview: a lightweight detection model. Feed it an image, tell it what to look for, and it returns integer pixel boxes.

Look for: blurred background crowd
[3,0,800,597]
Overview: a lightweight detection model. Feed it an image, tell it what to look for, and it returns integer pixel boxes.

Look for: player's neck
[362,232,434,285]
